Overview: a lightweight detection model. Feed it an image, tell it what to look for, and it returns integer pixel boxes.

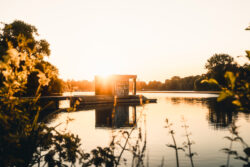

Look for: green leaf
[217,90,233,102]
[224,136,233,141]
[166,144,177,149]
[224,72,236,89]
[232,100,241,107]
[32,110,40,129]
[244,147,250,157]
[201,78,219,85]
[246,50,250,60]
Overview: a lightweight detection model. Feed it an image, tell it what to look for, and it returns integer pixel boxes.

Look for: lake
[48,92,250,167]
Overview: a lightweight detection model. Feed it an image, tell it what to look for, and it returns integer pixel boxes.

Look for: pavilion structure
[95,75,137,96]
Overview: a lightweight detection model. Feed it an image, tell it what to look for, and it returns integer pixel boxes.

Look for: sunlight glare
[92,58,121,78]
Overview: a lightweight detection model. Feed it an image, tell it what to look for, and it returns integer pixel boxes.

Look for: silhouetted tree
[165,76,181,90]
[136,81,147,91]
[147,80,164,90]
[205,54,237,87]
[0,20,63,96]
[64,79,94,92]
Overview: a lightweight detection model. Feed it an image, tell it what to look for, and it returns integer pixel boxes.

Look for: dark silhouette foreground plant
[221,122,250,167]
[164,118,184,167]
[181,117,196,167]
[0,36,86,166]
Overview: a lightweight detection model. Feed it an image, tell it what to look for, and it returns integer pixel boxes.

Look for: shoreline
[137,91,219,94]
[62,91,220,96]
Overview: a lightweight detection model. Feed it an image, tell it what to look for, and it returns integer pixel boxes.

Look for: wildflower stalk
[181,117,196,167]
[165,118,184,167]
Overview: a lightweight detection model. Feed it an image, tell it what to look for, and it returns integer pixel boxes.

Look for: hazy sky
[1,0,250,82]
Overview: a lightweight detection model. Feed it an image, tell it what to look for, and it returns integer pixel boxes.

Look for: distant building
[95,75,137,96]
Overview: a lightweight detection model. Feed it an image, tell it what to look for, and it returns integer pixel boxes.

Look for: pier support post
[133,78,136,95]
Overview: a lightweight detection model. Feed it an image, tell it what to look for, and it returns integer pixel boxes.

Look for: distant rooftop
[95,74,137,79]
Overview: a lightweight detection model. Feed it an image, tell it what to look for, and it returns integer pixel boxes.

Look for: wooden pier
[37,95,157,110]
[23,74,157,110]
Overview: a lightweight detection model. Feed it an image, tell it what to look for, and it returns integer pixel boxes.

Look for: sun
[80,54,125,80]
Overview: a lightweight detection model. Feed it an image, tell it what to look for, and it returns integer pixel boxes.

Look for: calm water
[49,92,250,167]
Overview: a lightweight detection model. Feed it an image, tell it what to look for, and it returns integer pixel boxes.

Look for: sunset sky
[1,0,250,82]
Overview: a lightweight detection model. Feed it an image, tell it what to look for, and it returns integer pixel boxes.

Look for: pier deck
[35,95,157,110]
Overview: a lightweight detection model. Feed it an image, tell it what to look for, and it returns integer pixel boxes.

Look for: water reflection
[206,99,238,129]
[166,97,249,129]
[55,96,249,131]
[95,105,136,128]
[47,93,250,167]
[167,97,208,106]
[56,96,249,131]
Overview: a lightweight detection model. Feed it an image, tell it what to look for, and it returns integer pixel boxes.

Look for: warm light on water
[49,92,250,166]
